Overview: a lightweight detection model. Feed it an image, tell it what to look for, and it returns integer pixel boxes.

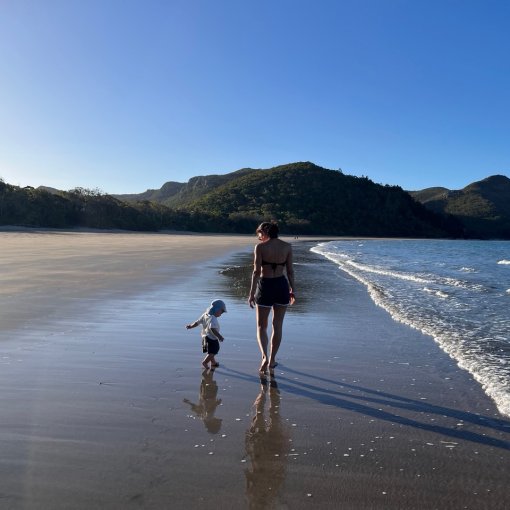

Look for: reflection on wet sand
[183,369,223,434]
[244,375,291,509]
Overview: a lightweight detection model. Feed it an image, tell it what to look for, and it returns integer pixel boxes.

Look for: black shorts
[203,336,220,355]
[254,275,290,307]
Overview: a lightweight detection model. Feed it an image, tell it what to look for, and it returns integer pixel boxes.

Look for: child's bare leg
[202,354,213,368]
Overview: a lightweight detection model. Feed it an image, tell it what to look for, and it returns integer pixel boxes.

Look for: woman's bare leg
[256,306,271,371]
[269,305,287,368]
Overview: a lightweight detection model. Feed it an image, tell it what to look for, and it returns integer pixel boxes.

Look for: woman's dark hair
[256,221,279,239]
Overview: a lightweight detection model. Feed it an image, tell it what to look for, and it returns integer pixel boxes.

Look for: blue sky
[1,0,509,194]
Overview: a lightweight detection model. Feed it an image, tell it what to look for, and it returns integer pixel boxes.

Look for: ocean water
[311,240,510,417]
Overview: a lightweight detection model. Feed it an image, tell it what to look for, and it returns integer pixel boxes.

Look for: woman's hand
[289,292,295,305]
[248,295,256,309]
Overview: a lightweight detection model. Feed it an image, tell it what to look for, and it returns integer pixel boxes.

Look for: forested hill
[0,163,462,236]
[0,162,474,237]
[114,168,258,207]
[411,175,510,238]
[182,162,461,236]
[0,182,217,232]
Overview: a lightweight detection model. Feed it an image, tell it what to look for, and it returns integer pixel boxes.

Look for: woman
[248,222,295,372]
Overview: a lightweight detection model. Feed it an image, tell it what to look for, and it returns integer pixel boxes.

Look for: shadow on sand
[221,365,510,451]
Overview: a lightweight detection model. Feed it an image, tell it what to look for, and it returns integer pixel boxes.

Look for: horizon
[1,1,509,194]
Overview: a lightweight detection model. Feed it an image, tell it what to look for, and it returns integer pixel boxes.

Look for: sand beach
[0,230,509,509]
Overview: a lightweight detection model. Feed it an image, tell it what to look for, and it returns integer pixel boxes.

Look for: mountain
[5,163,509,238]
[411,175,510,238]
[37,185,62,195]
[180,162,461,237]
[115,168,258,207]
[114,181,185,204]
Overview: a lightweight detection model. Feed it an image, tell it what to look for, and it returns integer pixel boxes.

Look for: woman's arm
[248,245,262,308]
[286,246,296,303]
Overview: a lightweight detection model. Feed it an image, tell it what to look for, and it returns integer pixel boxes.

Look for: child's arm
[186,320,199,329]
[211,328,224,342]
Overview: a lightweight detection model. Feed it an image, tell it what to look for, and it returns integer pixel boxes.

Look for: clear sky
[1,0,509,194]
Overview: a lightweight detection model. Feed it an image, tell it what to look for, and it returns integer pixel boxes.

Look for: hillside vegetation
[183,162,460,236]
[115,168,258,207]
[411,175,510,238]
[4,162,508,237]
[0,182,218,232]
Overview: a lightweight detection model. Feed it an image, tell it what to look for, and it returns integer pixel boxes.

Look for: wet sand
[0,229,255,331]
[0,231,509,509]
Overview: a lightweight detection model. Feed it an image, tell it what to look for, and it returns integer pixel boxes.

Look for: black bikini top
[261,259,287,270]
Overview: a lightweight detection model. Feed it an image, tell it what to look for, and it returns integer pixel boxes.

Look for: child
[186,299,227,369]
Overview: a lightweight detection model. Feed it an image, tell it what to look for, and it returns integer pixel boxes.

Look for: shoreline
[0,223,465,240]
[0,232,509,508]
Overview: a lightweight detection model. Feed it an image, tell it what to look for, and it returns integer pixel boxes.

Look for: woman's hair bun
[256,221,279,239]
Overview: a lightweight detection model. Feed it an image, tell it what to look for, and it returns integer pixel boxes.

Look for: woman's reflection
[183,369,222,434]
[244,375,290,509]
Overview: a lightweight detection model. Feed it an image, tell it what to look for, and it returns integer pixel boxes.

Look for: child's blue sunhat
[208,299,227,315]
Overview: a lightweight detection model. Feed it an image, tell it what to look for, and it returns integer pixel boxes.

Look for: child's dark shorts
[203,336,220,355]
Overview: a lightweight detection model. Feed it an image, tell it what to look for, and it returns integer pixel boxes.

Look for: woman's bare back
[257,239,292,278]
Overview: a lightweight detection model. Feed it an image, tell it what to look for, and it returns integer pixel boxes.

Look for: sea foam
[312,240,510,418]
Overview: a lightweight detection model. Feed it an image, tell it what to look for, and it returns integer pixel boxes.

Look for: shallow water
[312,239,510,417]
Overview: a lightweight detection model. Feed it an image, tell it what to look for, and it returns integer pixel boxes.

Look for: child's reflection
[244,375,290,509]
[183,369,223,434]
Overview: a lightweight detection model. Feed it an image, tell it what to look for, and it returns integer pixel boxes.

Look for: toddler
[186,299,227,369]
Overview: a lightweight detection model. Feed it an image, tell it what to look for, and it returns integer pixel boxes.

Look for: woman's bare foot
[269,361,278,369]
[259,359,268,373]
